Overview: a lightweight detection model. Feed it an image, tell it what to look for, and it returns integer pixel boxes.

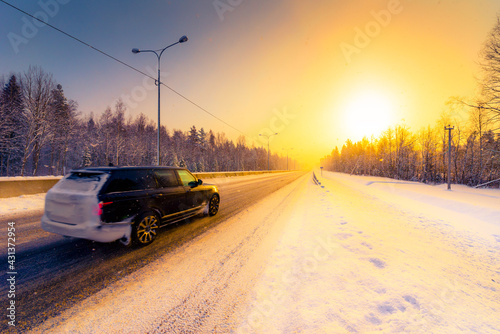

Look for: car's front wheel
[132,211,159,246]
[207,194,220,216]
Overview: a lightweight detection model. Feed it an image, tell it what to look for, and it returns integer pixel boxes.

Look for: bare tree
[479,15,500,127]
[98,107,113,165]
[418,126,438,183]
[112,100,127,166]
[20,66,55,176]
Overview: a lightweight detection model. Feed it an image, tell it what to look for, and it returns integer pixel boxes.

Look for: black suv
[41,166,220,246]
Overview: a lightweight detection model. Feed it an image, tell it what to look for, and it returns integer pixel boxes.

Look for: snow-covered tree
[20,66,55,176]
[46,84,79,174]
[480,15,500,120]
[0,74,25,176]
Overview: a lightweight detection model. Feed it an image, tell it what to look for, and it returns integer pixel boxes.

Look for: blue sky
[1,1,284,134]
[1,0,499,165]
[1,0,222,113]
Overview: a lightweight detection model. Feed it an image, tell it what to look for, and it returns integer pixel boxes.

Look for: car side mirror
[188,179,203,188]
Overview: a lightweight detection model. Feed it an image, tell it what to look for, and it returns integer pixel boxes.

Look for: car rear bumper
[41,214,132,243]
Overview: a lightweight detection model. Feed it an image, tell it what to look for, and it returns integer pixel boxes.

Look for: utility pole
[283,147,293,171]
[259,133,278,171]
[445,125,454,190]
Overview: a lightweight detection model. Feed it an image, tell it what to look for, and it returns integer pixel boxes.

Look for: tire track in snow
[28,173,309,333]
[153,174,307,333]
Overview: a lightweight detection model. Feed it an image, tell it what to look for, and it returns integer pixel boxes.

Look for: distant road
[0,171,306,332]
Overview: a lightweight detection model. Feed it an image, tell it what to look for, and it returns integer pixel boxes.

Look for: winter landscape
[1,0,500,333]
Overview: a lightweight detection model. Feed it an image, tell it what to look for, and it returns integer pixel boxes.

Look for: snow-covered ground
[320,171,500,242]
[21,172,500,333]
[0,193,46,216]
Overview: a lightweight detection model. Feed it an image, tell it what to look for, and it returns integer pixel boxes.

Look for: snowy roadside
[0,193,46,217]
[236,172,500,333]
[319,171,500,243]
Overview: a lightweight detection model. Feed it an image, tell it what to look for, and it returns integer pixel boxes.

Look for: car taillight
[97,201,113,215]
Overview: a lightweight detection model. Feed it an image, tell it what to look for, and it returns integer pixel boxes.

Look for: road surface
[0,171,305,333]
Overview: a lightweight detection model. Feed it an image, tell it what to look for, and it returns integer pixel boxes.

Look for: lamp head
[179,35,188,43]
[131,48,140,54]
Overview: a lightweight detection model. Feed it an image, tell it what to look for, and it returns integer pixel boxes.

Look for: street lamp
[259,133,278,171]
[132,35,188,165]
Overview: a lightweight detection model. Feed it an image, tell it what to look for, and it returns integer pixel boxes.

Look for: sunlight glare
[342,90,395,140]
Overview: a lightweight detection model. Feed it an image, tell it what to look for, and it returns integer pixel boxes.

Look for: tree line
[0,66,293,176]
[321,121,499,187]
[322,16,500,188]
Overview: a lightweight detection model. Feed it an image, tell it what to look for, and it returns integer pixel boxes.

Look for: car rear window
[103,170,158,193]
[54,171,108,193]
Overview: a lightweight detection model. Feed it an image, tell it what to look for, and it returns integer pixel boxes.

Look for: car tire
[207,194,220,216]
[132,211,159,246]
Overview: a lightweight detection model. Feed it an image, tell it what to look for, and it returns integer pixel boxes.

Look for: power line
[0,0,155,82]
[0,0,249,138]
[159,85,246,135]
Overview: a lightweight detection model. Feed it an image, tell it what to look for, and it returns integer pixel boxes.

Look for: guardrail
[312,172,324,188]
[0,170,290,198]
[312,172,320,185]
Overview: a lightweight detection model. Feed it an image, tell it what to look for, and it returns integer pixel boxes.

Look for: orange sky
[176,0,499,168]
[2,0,498,169]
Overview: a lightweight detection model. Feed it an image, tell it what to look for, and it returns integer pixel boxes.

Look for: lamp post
[259,133,278,171]
[132,35,188,165]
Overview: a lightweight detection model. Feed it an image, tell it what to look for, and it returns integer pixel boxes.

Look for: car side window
[104,170,158,193]
[154,170,179,187]
[177,169,197,187]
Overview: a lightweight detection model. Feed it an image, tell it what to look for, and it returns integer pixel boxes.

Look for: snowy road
[0,171,305,333]
[17,171,500,333]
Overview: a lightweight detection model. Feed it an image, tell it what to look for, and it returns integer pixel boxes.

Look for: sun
[342,90,395,140]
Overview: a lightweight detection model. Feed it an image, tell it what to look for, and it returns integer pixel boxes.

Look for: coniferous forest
[0,66,292,176]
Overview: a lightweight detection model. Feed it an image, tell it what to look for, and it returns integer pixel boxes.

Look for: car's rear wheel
[132,211,159,246]
[208,194,219,216]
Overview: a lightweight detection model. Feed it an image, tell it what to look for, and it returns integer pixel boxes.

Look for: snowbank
[319,171,500,241]
[0,193,46,216]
